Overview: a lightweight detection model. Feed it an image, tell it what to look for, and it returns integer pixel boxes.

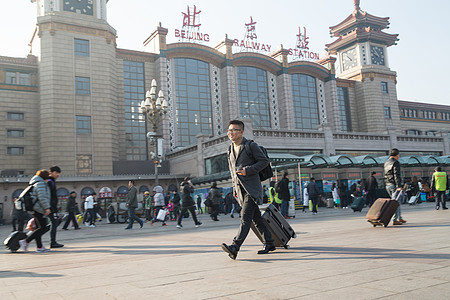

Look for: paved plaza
[1,202,449,300]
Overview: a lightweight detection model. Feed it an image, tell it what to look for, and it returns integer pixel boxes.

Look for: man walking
[62,191,80,230]
[221,120,274,260]
[125,180,144,229]
[84,192,97,227]
[366,171,378,207]
[176,177,202,229]
[384,148,407,225]
[307,178,320,214]
[431,166,448,210]
[278,172,290,218]
[47,166,64,248]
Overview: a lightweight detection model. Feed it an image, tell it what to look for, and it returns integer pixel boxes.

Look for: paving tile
[0,203,449,299]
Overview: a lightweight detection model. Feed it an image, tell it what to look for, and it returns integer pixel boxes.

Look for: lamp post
[139,79,169,185]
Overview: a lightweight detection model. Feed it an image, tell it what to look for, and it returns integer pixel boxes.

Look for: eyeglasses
[227,128,242,133]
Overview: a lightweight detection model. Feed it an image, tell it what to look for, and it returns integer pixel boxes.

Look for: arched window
[12,189,23,200]
[139,185,150,194]
[174,58,213,147]
[291,74,319,129]
[117,186,128,196]
[57,188,70,201]
[167,184,178,192]
[80,187,95,199]
[237,66,270,128]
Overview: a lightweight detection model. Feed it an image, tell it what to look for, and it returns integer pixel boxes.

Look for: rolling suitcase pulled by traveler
[287,199,296,218]
[366,198,399,227]
[4,231,28,253]
[251,204,297,249]
[408,192,420,205]
[351,196,365,212]
[326,198,334,208]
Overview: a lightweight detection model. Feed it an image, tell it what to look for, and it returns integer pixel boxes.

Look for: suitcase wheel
[284,245,290,249]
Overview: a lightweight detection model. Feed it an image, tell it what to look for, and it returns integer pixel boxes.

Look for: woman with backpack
[19,169,52,253]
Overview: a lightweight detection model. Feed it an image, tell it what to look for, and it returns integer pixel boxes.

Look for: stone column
[387,127,398,150]
[440,130,450,155]
[241,118,254,140]
[319,124,336,156]
[196,134,210,177]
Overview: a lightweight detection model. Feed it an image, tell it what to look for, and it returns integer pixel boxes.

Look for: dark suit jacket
[228,137,269,205]
[126,185,138,208]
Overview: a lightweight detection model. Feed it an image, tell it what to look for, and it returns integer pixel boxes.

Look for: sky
[0,0,448,105]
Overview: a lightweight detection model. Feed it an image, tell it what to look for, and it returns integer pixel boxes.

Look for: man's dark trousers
[126,207,143,228]
[310,196,318,213]
[366,191,377,207]
[62,211,79,229]
[232,193,273,250]
[48,213,59,244]
[436,191,448,208]
[177,206,200,225]
[280,198,289,217]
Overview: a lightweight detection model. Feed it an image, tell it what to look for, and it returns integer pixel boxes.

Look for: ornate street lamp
[139,79,169,185]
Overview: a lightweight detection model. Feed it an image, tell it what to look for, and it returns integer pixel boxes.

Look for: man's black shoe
[443,207,449,210]
[124,227,132,230]
[257,244,276,255]
[50,242,64,248]
[221,243,238,260]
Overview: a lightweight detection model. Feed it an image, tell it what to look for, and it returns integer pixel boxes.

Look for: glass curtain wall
[291,74,319,130]
[123,60,146,160]
[337,86,352,132]
[237,66,271,128]
[174,58,213,147]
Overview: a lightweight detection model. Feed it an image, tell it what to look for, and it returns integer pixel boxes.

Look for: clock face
[63,0,94,16]
[370,45,385,65]
[342,47,358,71]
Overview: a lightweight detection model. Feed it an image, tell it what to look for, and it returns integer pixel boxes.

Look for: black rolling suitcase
[4,231,28,252]
[251,204,296,249]
[351,196,365,212]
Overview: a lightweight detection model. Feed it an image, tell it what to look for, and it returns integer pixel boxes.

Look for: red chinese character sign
[288,26,320,61]
[174,5,210,43]
[233,16,272,53]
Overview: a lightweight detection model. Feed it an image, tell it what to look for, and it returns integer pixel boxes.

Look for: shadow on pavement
[239,245,450,262]
[0,270,64,278]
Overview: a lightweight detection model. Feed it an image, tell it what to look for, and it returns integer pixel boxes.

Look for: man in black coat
[62,191,80,230]
[176,177,202,229]
[278,172,290,218]
[48,166,64,248]
[221,120,274,260]
[366,171,378,207]
[307,178,320,215]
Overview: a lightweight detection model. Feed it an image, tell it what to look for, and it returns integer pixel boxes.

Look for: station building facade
[0,0,449,221]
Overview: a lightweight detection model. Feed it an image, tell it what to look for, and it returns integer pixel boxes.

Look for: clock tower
[32,0,119,175]
[326,0,401,134]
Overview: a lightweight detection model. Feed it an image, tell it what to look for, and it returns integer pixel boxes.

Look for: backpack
[244,140,273,181]
[14,185,37,212]
[228,140,273,182]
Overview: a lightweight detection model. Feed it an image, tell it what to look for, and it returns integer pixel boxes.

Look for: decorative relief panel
[269,73,280,129]
[167,59,175,150]
[211,65,223,135]
[318,79,327,125]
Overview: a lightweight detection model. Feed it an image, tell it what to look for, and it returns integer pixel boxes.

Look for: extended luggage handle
[391,190,403,201]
